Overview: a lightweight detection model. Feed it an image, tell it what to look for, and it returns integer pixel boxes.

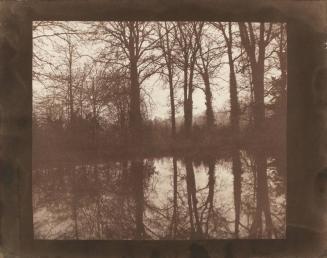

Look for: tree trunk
[201,71,215,128]
[186,56,196,136]
[185,159,195,237]
[185,158,202,238]
[250,150,273,238]
[278,24,287,114]
[68,43,74,127]
[232,148,242,238]
[239,22,266,134]
[129,58,142,142]
[238,23,274,238]
[131,160,145,239]
[171,157,178,238]
[205,159,215,237]
[128,22,143,146]
[225,22,240,138]
[168,68,176,139]
[228,55,240,137]
[223,22,242,238]
[183,61,193,137]
[162,22,177,139]
[176,22,202,138]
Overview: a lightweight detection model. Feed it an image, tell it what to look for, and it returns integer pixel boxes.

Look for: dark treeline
[32,21,286,161]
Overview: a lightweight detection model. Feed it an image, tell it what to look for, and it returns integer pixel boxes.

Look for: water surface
[33,150,286,240]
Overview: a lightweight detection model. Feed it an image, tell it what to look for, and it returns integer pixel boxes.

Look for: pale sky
[143,73,230,120]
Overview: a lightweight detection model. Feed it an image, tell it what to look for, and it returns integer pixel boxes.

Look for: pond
[32,150,286,240]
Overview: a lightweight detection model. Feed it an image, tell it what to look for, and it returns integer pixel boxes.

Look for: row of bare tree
[33,21,286,152]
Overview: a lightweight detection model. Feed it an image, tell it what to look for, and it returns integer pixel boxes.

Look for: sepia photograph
[32,21,287,240]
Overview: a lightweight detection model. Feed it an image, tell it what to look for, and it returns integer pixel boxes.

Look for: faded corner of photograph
[32,21,286,240]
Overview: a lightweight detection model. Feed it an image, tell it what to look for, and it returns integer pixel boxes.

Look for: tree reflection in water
[32,150,285,240]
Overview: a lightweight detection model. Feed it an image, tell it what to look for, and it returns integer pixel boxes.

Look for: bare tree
[212,22,243,238]
[93,22,160,145]
[238,22,275,238]
[157,22,178,138]
[174,22,204,137]
[195,24,223,128]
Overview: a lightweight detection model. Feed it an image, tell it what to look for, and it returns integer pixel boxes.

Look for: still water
[32,150,286,240]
